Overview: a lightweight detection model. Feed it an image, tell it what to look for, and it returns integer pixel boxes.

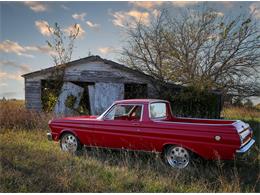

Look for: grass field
[0,100,259,192]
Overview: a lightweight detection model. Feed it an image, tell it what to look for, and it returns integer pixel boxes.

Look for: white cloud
[98,47,116,55]
[86,21,100,30]
[250,2,260,19]
[0,60,31,72]
[35,20,53,37]
[130,1,164,10]
[152,9,161,18]
[213,11,224,17]
[111,10,150,28]
[0,40,55,58]
[23,1,48,12]
[64,24,85,38]
[0,71,23,81]
[0,40,34,57]
[25,45,55,56]
[72,12,87,21]
[171,1,198,7]
[35,45,56,56]
[0,40,25,54]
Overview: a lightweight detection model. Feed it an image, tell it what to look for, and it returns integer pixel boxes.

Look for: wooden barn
[22,56,164,115]
[22,55,223,118]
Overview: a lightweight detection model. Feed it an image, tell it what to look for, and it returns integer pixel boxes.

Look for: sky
[0,1,260,104]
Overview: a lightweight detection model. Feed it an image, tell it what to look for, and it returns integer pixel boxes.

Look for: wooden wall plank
[24,80,42,111]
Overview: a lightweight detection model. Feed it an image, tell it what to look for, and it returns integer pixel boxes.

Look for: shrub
[164,86,221,118]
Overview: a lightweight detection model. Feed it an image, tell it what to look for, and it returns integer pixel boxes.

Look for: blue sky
[0,1,260,101]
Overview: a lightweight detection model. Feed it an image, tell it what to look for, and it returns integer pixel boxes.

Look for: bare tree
[46,22,80,79]
[122,8,260,98]
[42,23,80,112]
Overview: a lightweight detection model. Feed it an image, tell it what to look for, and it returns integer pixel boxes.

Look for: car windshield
[150,102,167,119]
[104,104,142,121]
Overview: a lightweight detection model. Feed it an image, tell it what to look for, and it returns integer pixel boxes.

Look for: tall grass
[0,100,52,130]
[0,100,259,192]
[222,106,260,122]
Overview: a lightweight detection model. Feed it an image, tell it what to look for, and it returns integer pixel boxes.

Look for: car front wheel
[60,133,82,154]
[164,145,190,169]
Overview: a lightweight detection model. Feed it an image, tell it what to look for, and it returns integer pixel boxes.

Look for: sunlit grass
[0,100,259,192]
[222,106,260,122]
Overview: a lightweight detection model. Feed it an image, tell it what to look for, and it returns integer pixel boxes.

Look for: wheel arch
[161,143,204,159]
[59,129,80,142]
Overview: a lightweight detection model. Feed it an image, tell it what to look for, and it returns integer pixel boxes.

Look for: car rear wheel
[164,145,190,169]
[60,133,82,154]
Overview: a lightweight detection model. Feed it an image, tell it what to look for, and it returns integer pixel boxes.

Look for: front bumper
[47,132,53,141]
[236,139,255,153]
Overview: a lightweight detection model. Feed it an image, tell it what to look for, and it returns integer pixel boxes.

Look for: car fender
[161,142,210,159]
[59,129,82,143]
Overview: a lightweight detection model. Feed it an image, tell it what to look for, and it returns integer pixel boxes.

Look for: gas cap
[215,135,221,141]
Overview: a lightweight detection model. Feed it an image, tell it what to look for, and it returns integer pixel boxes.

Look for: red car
[47,99,255,168]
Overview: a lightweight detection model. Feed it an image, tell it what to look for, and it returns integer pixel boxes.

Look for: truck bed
[171,117,236,125]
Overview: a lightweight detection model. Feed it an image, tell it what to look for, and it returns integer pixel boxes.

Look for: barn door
[88,82,124,115]
[54,82,84,116]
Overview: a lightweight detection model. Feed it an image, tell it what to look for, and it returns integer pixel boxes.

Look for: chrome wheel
[165,146,190,169]
[60,133,78,153]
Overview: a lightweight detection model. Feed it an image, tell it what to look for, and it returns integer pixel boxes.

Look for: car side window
[150,102,167,119]
[104,104,142,121]
[130,106,142,119]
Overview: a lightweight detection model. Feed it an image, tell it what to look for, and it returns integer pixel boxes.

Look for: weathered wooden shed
[22,55,223,118]
[22,55,163,115]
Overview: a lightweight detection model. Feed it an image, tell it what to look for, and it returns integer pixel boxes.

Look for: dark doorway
[124,83,147,99]
[71,81,94,115]
[41,80,63,112]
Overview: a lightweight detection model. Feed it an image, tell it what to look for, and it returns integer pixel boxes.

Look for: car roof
[114,99,168,104]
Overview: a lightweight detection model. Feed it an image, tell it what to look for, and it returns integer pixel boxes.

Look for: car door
[90,104,143,149]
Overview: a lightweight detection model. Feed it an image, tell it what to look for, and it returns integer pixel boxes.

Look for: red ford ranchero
[47,99,255,169]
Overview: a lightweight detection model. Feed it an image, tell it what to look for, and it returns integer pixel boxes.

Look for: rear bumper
[236,139,255,153]
[47,132,53,141]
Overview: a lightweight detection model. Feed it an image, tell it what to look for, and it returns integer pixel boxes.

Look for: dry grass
[222,106,260,122]
[0,100,259,192]
[0,100,52,130]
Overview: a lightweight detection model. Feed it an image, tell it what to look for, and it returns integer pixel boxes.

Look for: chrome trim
[240,129,251,140]
[236,139,255,153]
[233,120,250,133]
[97,103,115,120]
[153,120,236,126]
[47,132,53,141]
